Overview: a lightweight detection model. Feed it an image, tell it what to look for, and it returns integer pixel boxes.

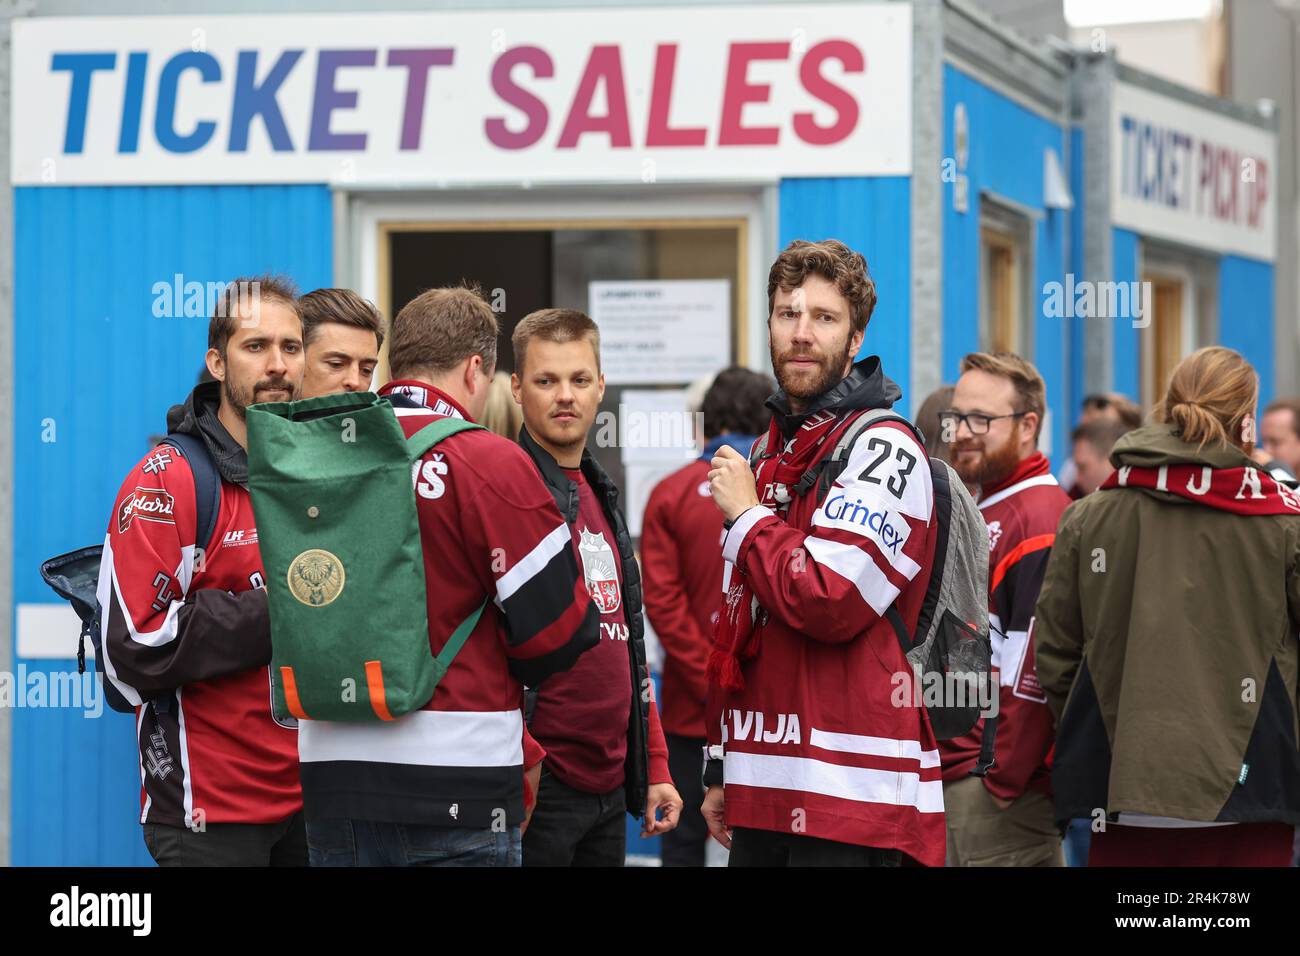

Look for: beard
[952,430,1023,489]
[223,374,297,419]
[771,334,855,407]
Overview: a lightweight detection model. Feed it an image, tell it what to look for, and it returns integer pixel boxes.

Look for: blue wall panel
[13,184,333,865]
[1219,255,1276,404]
[1110,228,1141,402]
[778,177,913,409]
[1035,213,1068,465]
[1069,127,1087,422]
[943,66,1070,466]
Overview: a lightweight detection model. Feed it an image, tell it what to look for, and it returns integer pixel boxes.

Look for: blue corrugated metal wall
[943,66,1069,466]
[1111,233,1274,410]
[1219,255,1276,403]
[778,177,913,406]
[1110,227,1141,402]
[12,184,333,865]
[1068,127,1086,421]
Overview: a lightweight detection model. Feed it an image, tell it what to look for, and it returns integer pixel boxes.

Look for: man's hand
[521,762,542,835]
[641,783,683,837]
[709,444,760,522]
[701,784,731,849]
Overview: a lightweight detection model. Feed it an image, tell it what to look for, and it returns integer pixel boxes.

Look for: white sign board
[617,388,698,465]
[590,280,731,385]
[12,4,913,185]
[1112,82,1276,261]
[616,388,696,536]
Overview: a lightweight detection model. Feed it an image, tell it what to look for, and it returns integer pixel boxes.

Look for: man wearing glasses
[937,352,1071,866]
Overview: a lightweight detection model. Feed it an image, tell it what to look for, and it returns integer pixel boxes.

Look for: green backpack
[246,391,485,723]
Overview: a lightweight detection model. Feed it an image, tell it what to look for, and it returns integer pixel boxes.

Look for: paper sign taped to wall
[590,280,730,385]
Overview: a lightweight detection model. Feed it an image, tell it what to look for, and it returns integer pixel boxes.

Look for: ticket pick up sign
[1112,81,1276,262]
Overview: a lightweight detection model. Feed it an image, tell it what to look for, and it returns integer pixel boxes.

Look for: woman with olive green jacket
[1033,348,1300,867]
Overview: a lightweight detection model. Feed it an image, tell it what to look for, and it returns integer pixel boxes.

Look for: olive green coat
[1034,424,1300,826]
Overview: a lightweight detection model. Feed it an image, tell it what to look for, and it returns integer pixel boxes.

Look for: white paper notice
[616,388,697,466]
[617,387,698,536]
[589,280,730,384]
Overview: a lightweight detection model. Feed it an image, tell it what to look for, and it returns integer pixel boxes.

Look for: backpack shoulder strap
[807,408,924,503]
[432,598,489,678]
[396,417,490,688]
[885,458,954,653]
[407,417,485,460]
[839,408,925,457]
[161,433,221,553]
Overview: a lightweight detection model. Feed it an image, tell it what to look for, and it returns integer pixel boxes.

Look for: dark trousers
[1089,821,1295,867]
[143,811,307,866]
[306,818,520,867]
[662,733,708,866]
[728,826,903,867]
[522,767,626,866]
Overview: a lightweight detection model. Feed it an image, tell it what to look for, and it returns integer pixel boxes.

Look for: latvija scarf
[1100,462,1300,515]
[707,409,860,691]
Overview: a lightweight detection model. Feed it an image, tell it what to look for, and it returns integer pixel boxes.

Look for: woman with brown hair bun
[1034,346,1300,867]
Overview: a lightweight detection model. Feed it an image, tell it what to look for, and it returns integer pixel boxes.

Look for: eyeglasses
[938,410,1028,436]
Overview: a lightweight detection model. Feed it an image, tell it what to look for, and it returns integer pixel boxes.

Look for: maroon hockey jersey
[296,381,598,828]
[939,453,1070,801]
[706,360,946,866]
[98,383,301,827]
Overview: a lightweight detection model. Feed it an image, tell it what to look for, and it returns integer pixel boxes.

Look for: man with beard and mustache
[98,276,308,865]
[937,351,1071,866]
[701,239,946,867]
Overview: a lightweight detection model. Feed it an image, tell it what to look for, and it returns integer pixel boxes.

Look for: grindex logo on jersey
[117,487,176,533]
[820,494,908,554]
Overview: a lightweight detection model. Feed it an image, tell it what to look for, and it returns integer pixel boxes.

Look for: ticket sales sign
[1112,81,1277,262]
[11,5,912,186]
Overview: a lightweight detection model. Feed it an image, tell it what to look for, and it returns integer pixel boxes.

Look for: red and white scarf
[1099,462,1300,515]
[707,409,862,691]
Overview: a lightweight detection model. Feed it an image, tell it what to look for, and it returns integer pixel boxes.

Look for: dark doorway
[390,230,553,376]
[386,223,742,531]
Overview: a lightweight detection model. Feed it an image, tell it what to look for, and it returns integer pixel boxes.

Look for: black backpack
[38,433,221,714]
[750,409,997,776]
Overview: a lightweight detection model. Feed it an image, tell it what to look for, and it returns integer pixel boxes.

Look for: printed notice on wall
[618,388,696,536]
[589,279,730,385]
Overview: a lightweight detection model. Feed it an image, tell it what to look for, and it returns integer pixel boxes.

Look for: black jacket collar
[766,355,902,439]
[517,425,622,524]
[165,381,249,487]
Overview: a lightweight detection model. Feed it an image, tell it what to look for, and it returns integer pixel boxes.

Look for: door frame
[334,185,778,376]
[1139,256,1197,411]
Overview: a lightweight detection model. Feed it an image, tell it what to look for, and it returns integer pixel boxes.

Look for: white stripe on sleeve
[495,521,572,604]
[803,535,903,616]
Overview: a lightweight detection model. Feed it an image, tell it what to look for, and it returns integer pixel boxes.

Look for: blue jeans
[307,818,521,867]
[1063,818,1093,867]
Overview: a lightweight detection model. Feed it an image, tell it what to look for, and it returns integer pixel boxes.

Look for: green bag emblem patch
[287,548,346,607]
